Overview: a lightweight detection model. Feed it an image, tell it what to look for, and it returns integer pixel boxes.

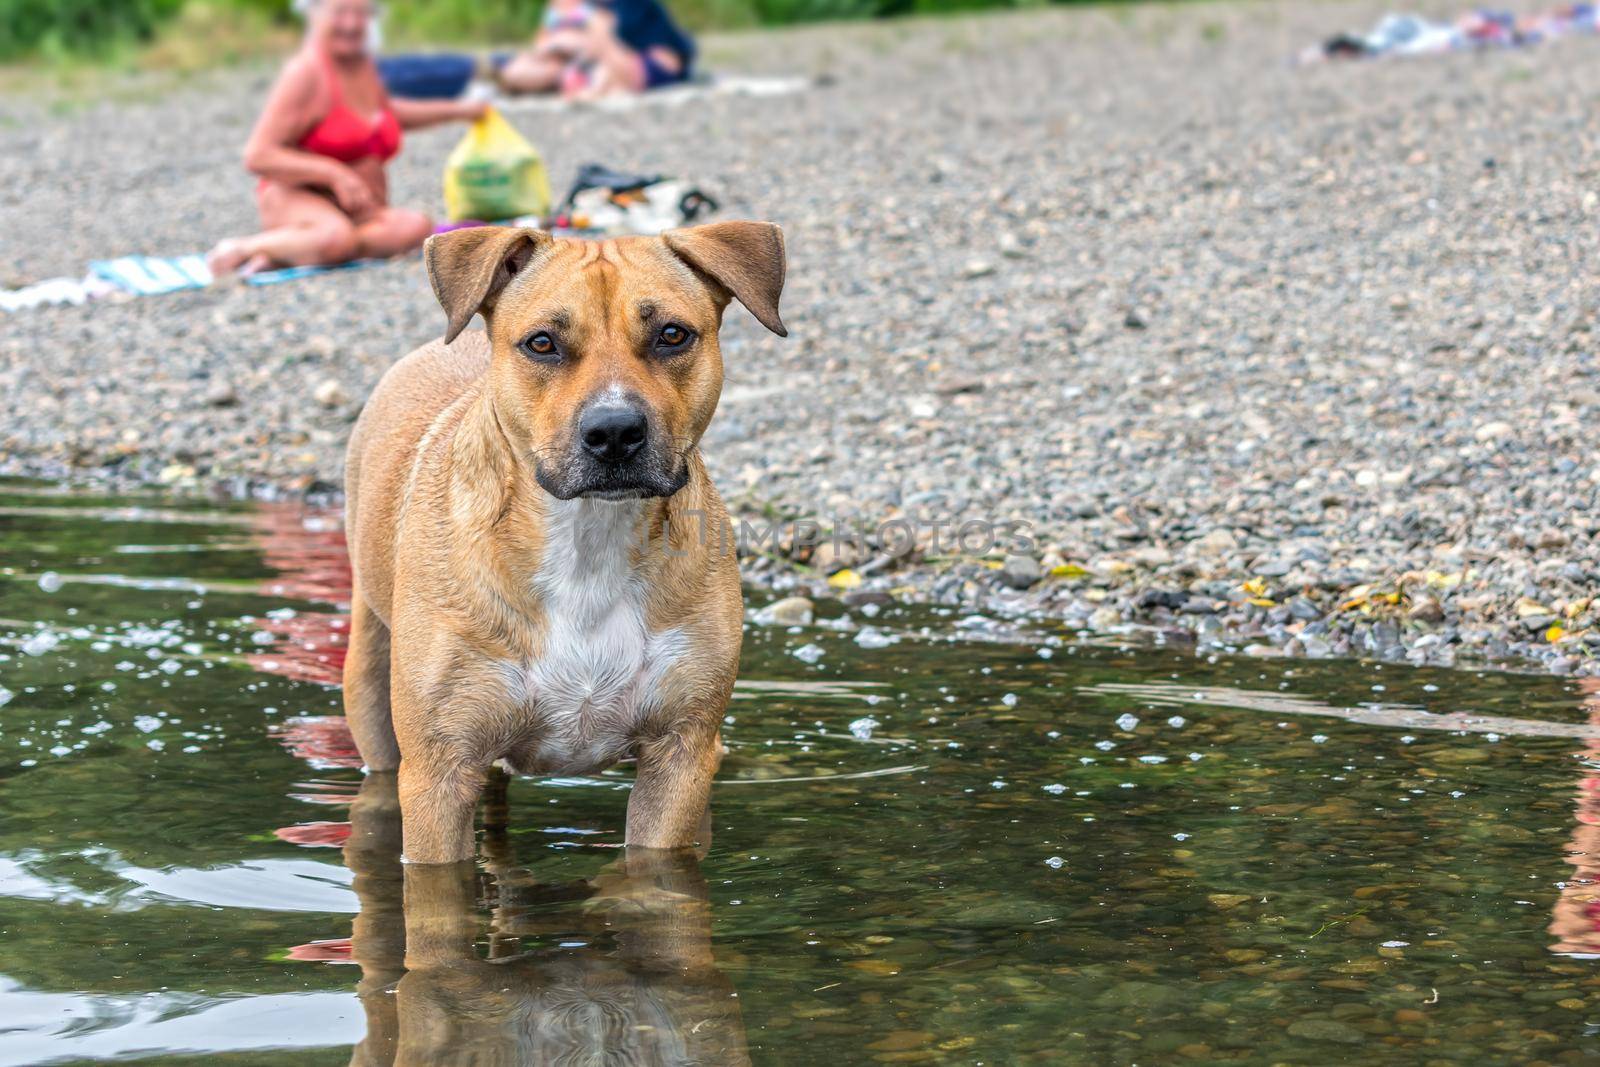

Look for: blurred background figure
[498,0,696,99]
[207,0,486,276]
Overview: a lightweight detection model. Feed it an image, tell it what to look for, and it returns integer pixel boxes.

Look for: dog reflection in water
[343,771,749,1066]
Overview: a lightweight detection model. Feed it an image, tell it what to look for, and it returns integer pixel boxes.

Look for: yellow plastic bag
[442,108,551,223]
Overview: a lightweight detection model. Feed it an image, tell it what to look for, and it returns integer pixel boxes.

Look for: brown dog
[342,221,786,863]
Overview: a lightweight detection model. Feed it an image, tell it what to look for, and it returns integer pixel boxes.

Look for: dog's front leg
[389,636,494,864]
[397,754,487,865]
[626,725,722,851]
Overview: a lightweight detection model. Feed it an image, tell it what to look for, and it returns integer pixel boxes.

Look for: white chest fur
[515,498,686,773]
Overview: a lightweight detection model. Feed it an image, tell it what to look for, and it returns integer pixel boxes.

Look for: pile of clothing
[424,165,717,240]
[1301,3,1600,61]
[555,163,718,235]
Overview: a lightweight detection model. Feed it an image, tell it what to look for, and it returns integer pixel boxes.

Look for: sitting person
[497,0,695,99]
[208,0,486,276]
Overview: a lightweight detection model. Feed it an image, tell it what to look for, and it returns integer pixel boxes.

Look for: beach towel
[492,74,813,114]
[244,259,387,286]
[2,255,391,313]
[90,254,213,295]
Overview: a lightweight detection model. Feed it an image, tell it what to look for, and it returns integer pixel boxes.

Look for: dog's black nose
[579,407,648,465]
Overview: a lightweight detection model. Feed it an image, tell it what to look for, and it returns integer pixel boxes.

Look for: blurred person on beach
[497,0,695,99]
[207,0,486,276]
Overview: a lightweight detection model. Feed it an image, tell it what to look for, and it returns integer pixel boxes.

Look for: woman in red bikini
[208,0,486,276]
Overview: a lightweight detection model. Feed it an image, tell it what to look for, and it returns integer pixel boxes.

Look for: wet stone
[760,596,815,626]
[1285,1019,1366,1045]
[1001,554,1043,590]
[865,1031,933,1052]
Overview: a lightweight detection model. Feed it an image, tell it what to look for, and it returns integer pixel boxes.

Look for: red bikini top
[298,50,401,164]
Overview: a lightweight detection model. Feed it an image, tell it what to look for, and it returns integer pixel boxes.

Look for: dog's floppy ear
[424,226,551,344]
[663,221,787,337]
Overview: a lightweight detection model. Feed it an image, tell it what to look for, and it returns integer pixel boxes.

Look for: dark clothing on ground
[605,0,695,74]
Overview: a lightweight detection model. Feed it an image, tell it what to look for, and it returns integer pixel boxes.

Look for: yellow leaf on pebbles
[1339,584,1372,611]
[1341,585,1404,612]
[828,569,862,590]
[1051,563,1090,579]
[1242,577,1268,597]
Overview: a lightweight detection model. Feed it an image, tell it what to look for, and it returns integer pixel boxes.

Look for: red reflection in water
[275,821,353,848]
[255,505,352,604]
[245,504,351,688]
[243,503,363,768]
[272,715,362,770]
[247,503,367,965]
[286,938,356,963]
[248,614,348,687]
[1550,679,1600,957]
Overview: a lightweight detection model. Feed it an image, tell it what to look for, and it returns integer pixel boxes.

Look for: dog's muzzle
[535,401,688,501]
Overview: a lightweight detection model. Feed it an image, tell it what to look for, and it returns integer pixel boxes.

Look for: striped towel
[243,259,386,286]
[89,255,213,295]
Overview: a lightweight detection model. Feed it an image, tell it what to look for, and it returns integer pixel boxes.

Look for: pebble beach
[2,0,1599,675]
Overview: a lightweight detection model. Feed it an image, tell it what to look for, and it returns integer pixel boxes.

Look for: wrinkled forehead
[500,237,712,328]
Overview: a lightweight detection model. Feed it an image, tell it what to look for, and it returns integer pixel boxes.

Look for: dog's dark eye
[655,323,693,353]
[519,331,560,362]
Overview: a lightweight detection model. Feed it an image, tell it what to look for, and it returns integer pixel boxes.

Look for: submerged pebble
[849,717,880,740]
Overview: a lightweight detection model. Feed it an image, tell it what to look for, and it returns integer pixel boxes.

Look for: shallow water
[2,485,1600,1065]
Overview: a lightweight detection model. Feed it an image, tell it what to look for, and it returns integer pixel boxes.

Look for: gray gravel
[3,2,1599,675]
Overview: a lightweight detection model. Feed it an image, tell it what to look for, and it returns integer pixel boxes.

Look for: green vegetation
[0,0,291,75]
[1,0,1060,61]
[0,0,184,59]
